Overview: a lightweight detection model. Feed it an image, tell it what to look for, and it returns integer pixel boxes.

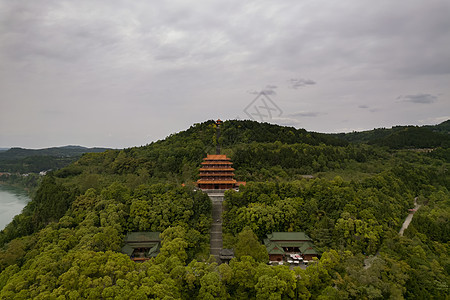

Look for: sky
[1,0,449,149]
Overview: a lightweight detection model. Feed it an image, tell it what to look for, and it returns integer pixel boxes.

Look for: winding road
[399,197,421,236]
[365,197,421,269]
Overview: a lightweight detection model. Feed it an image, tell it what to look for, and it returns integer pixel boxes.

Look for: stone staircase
[206,190,225,263]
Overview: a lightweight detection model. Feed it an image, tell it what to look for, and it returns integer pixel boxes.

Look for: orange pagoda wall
[197,154,240,190]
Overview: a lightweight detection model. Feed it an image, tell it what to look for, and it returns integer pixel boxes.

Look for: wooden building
[264,232,319,263]
[121,232,161,262]
[196,119,245,190]
[197,154,238,190]
[219,248,235,264]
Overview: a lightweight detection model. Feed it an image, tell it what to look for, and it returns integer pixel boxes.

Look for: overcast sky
[1,0,449,149]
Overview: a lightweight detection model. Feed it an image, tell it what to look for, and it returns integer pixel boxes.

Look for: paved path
[365,197,421,269]
[399,197,421,236]
[207,191,225,263]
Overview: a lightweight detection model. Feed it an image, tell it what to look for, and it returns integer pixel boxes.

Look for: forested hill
[2,119,447,238]
[334,120,450,148]
[424,119,450,134]
[157,120,347,152]
[0,119,449,298]
[0,145,110,173]
[0,145,110,160]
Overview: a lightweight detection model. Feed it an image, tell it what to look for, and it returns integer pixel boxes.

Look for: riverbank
[0,173,41,197]
[0,185,32,230]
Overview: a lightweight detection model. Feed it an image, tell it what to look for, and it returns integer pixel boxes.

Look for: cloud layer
[1,0,449,147]
[397,94,438,104]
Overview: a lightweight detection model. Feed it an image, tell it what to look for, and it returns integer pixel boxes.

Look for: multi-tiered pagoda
[197,154,237,190]
[196,119,244,190]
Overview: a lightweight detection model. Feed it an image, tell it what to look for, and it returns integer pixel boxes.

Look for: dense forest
[0,119,448,299]
[0,146,110,174]
[335,120,450,149]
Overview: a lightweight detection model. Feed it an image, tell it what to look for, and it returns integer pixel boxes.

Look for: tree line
[0,119,448,298]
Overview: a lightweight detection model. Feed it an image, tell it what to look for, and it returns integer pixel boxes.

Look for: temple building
[196,119,245,190]
[197,154,239,190]
[121,232,161,262]
[264,232,319,264]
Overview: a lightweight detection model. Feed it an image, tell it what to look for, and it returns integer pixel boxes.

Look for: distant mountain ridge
[0,145,111,160]
[334,120,450,149]
[0,145,111,173]
[1,120,448,173]
[423,119,450,134]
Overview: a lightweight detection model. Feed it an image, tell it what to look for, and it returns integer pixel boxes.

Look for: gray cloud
[262,89,277,96]
[288,78,316,89]
[247,89,277,96]
[358,105,380,112]
[271,110,324,128]
[270,117,302,127]
[263,85,277,96]
[288,111,321,118]
[247,85,277,96]
[0,0,449,148]
[247,90,259,95]
[397,94,438,104]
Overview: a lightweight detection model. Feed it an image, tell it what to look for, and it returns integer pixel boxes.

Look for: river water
[0,185,31,230]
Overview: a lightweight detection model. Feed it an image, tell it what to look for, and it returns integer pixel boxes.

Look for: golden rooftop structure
[196,119,245,190]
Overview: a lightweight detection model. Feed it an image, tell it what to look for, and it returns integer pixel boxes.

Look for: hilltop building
[219,248,235,264]
[197,154,239,190]
[196,119,245,190]
[264,232,319,264]
[121,232,161,262]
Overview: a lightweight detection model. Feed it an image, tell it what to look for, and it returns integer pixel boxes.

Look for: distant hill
[0,145,110,173]
[334,120,450,149]
[171,119,348,147]
[0,145,110,160]
[423,119,450,134]
[0,118,449,300]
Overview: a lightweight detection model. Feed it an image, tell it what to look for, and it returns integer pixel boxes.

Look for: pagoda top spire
[215,119,222,155]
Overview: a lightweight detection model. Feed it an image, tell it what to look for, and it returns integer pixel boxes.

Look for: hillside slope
[0,119,448,299]
[0,146,110,173]
[334,120,450,148]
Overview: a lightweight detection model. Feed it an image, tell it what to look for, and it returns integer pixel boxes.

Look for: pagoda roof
[219,248,234,259]
[204,154,231,160]
[300,242,318,255]
[201,161,232,165]
[266,232,312,242]
[197,179,237,184]
[199,172,235,176]
[265,241,285,255]
[121,232,162,257]
[199,167,235,171]
[124,232,161,242]
[264,234,318,256]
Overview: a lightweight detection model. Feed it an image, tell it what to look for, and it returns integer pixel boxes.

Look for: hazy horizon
[2,1,449,149]
[0,118,447,150]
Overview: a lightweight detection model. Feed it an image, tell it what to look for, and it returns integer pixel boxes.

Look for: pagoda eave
[199,173,235,176]
[199,167,235,171]
[196,152,245,190]
[197,180,237,184]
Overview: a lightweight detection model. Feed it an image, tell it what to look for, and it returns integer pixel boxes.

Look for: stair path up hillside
[206,190,225,264]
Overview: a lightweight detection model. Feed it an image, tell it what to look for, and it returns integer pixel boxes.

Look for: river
[0,185,31,230]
